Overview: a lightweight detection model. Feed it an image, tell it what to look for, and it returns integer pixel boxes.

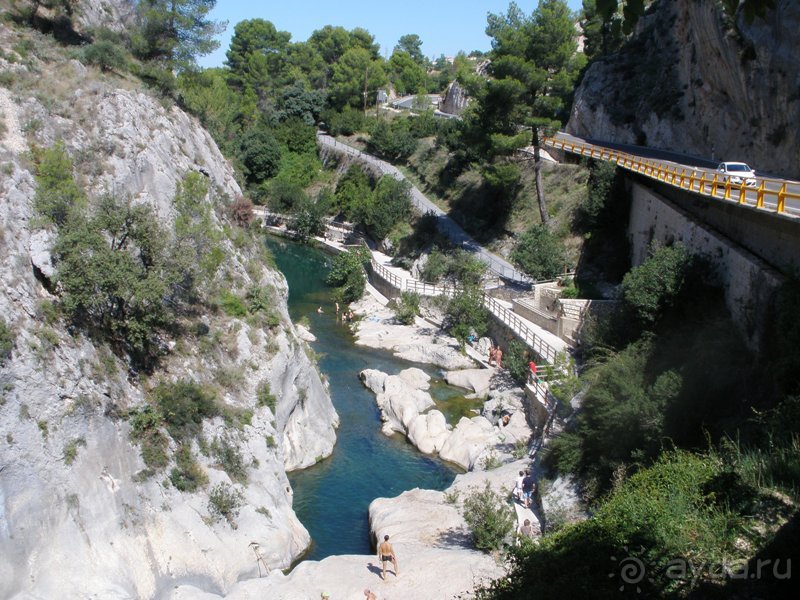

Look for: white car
[717,162,757,187]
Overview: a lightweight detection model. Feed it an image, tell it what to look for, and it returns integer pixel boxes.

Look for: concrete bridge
[545,132,800,350]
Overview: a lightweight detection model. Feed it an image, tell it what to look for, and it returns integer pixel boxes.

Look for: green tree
[177,68,242,155]
[276,83,327,124]
[483,0,583,226]
[621,244,693,328]
[132,0,225,69]
[52,196,180,366]
[368,119,417,161]
[240,126,282,183]
[329,47,387,111]
[388,50,427,96]
[361,176,412,241]
[394,33,425,65]
[334,165,373,219]
[173,173,223,279]
[510,224,567,280]
[549,338,680,493]
[446,287,489,347]
[225,19,291,93]
[326,247,370,303]
[580,0,624,61]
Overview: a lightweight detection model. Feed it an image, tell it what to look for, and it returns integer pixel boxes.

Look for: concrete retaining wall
[628,182,785,349]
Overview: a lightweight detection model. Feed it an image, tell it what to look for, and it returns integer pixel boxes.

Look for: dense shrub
[267,179,308,213]
[393,291,420,325]
[153,380,218,441]
[211,436,248,483]
[475,451,775,599]
[170,444,208,492]
[218,290,247,317]
[208,483,244,525]
[510,224,567,280]
[621,244,694,328]
[82,40,128,72]
[32,142,87,227]
[256,380,277,412]
[503,340,531,384]
[325,247,370,303]
[0,319,13,365]
[445,287,489,347]
[325,107,366,136]
[462,483,516,552]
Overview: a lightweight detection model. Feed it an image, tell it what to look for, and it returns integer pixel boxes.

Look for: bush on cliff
[462,482,516,552]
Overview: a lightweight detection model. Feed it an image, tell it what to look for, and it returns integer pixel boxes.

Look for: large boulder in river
[360,368,435,436]
[407,410,450,454]
[445,368,494,397]
[438,416,497,470]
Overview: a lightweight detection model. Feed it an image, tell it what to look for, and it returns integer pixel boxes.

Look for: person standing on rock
[522,469,535,509]
[495,346,503,368]
[513,470,525,504]
[378,534,399,580]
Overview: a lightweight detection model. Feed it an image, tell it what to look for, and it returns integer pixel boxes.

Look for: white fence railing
[368,258,563,364]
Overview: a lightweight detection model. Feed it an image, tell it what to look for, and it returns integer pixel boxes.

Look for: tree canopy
[132,0,226,69]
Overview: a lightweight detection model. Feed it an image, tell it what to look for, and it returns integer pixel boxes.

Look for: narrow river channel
[265,237,462,561]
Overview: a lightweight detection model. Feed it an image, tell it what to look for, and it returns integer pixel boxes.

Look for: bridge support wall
[628,182,785,350]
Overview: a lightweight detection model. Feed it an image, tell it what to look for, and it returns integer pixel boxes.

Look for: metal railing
[544,136,800,216]
[368,258,563,364]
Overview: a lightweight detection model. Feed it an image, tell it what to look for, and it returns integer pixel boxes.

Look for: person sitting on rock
[518,518,535,541]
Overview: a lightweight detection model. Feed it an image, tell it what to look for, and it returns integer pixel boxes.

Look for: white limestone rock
[438,416,497,470]
[407,410,450,454]
[445,368,494,397]
[0,59,338,598]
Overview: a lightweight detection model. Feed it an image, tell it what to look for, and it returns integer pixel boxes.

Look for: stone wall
[628,182,785,349]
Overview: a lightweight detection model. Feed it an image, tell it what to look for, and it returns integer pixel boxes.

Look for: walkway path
[317,133,532,285]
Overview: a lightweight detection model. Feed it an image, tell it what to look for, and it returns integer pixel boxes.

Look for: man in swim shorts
[377,534,398,580]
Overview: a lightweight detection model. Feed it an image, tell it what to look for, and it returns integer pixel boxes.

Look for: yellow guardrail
[543,137,800,216]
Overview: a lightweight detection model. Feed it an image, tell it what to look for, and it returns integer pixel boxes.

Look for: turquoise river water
[266,237,466,562]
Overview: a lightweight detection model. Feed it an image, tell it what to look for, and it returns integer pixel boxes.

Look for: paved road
[552,132,800,217]
[317,133,533,285]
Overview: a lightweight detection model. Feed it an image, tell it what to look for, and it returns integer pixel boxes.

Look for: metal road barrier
[544,136,800,216]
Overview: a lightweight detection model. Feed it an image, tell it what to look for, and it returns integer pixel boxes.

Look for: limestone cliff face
[568,0,800,178]
[439,80,469,116]
[0,21,336,600]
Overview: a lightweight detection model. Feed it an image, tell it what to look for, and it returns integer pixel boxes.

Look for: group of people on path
[513,469,537,509]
